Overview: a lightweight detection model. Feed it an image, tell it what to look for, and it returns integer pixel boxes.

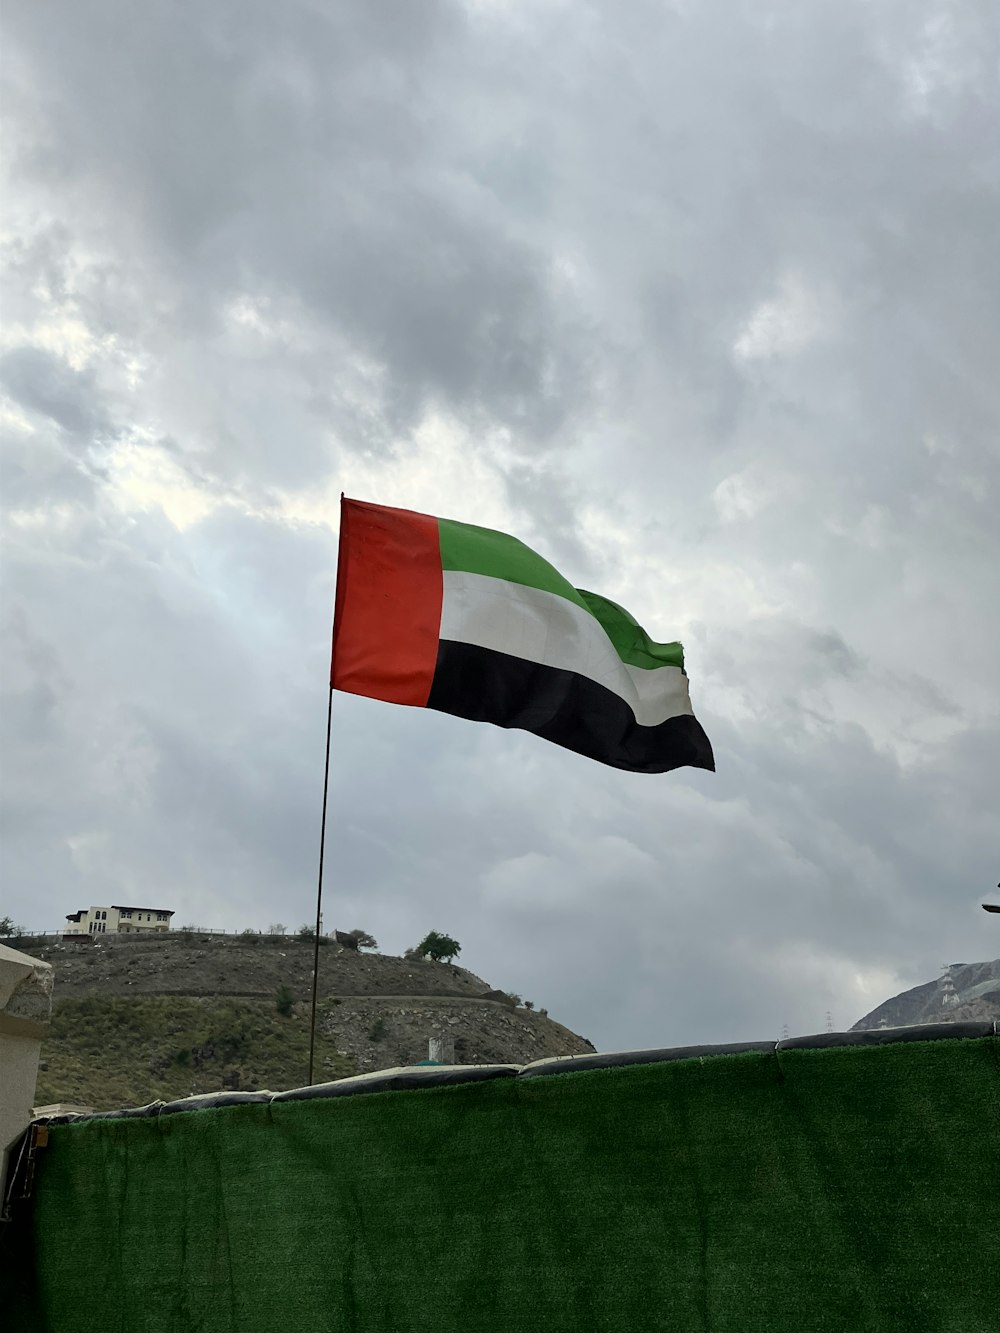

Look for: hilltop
[852,958,1000,1030]
[19,932,595,1111]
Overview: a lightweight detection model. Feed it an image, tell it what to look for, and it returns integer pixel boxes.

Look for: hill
[18,932,595,1110]
[852,958,1000,1029]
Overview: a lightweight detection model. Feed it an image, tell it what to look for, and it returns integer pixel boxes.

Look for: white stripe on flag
[439,571,693,727]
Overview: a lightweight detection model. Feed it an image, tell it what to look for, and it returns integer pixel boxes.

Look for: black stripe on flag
[427,641,715,774]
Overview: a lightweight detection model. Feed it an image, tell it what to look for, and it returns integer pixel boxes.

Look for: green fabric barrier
[4,1038,999,1332]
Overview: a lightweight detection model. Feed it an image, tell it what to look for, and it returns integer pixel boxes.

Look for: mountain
[18,932,595,1112]
[852,958,1000,1030]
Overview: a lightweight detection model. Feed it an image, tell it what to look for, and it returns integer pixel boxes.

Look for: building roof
[110,906,175,915]
[64,906,175,921]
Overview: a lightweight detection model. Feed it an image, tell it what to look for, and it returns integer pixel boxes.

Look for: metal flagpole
[307,493,346,1086]
[307,685,334,1086]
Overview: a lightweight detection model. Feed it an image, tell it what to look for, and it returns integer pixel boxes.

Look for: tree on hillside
[0,916,22,938]
[412,931,461,964]
[349,929,378,950]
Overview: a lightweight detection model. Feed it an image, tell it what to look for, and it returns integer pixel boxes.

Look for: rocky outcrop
[852,959,1000,1030]
[16,934,594,1104]
[318,995,592,1074]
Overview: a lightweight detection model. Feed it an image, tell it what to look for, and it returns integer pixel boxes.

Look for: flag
[331,498,715,775]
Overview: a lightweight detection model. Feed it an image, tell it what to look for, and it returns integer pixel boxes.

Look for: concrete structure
[64,905,174,937]
[428,1036,456,1064]
[31,1103,94,1118]
[1,942,53,1202]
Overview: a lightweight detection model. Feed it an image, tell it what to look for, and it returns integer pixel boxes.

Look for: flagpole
[307,684,334,1086]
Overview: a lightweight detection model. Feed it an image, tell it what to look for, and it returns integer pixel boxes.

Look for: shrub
[411,931,461,963]
[197,1023,251,1064]
[275,986,295,1018]
[368,1016,387,1042]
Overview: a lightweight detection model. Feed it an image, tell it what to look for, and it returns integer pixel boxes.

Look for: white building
[64,905,174,937]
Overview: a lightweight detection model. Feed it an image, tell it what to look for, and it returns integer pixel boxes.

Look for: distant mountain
[17,932,595,1112]
[852,959,1000,1030]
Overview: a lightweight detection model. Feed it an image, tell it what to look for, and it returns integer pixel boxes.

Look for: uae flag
[331,498,714,775]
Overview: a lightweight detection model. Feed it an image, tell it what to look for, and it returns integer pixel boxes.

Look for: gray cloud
[0,347,111,437]
[2,0,998,1051]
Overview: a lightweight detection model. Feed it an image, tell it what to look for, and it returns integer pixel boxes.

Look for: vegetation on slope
[35,994,355,1110]
[21,934,594,1111]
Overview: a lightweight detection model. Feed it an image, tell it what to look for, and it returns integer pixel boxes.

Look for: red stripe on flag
[331,498,442,706]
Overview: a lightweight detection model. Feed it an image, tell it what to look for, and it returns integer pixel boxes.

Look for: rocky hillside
[852,958,1000,1030]
[18,933,594,1111]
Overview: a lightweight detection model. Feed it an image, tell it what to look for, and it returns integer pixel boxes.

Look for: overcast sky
[3,0,998,1050]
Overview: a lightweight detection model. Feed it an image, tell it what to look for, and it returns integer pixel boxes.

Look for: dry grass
[36,993,355,1110]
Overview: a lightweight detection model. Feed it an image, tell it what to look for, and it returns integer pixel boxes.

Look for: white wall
[0,942,53,1200]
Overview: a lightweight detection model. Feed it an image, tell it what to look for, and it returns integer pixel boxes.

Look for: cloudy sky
[3,0,998,1049]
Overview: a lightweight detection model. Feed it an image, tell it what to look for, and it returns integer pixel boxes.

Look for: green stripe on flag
[438,518,584,606]
[437,517,686,673]
[579,591,686,672]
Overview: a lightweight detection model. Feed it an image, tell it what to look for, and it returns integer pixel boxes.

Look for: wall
[4,1031,999,1333]
[0,943,53,1201]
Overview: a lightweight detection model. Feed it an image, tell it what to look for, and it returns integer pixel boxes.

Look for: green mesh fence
[4,1037,999,1332]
